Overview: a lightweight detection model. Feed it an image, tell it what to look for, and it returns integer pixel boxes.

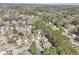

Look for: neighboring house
[0,35,7,44]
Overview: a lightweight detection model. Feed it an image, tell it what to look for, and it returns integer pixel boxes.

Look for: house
[16,38,22,46]
[66,24,76,33]
[0,26,5,35]
[0,35,7,45]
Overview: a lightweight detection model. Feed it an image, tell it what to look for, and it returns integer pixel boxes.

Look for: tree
[45,26,78,55]
[18,32,24,36]
[71,16,79,25]
[8,39,16,44]
[18,32,24,39]
[29,41,38,54]
[76,25,79,32]
[3,16,9,22]
[13,28,17,34]
[44,47,57,55]
[12,23,18,34]
[34,19,46,30]
[31,28,36,33]
[56,47,65,55]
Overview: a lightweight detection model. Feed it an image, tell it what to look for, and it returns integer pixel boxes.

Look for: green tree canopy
[34,19,46,30]
[29,41,38,54]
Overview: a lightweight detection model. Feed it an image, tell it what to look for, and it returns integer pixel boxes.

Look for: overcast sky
[0,0,79,3]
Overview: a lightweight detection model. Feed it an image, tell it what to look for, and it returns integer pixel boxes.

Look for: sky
[0,0,79,3]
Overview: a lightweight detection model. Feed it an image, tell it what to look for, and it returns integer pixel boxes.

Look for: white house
[0,35,7,44]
